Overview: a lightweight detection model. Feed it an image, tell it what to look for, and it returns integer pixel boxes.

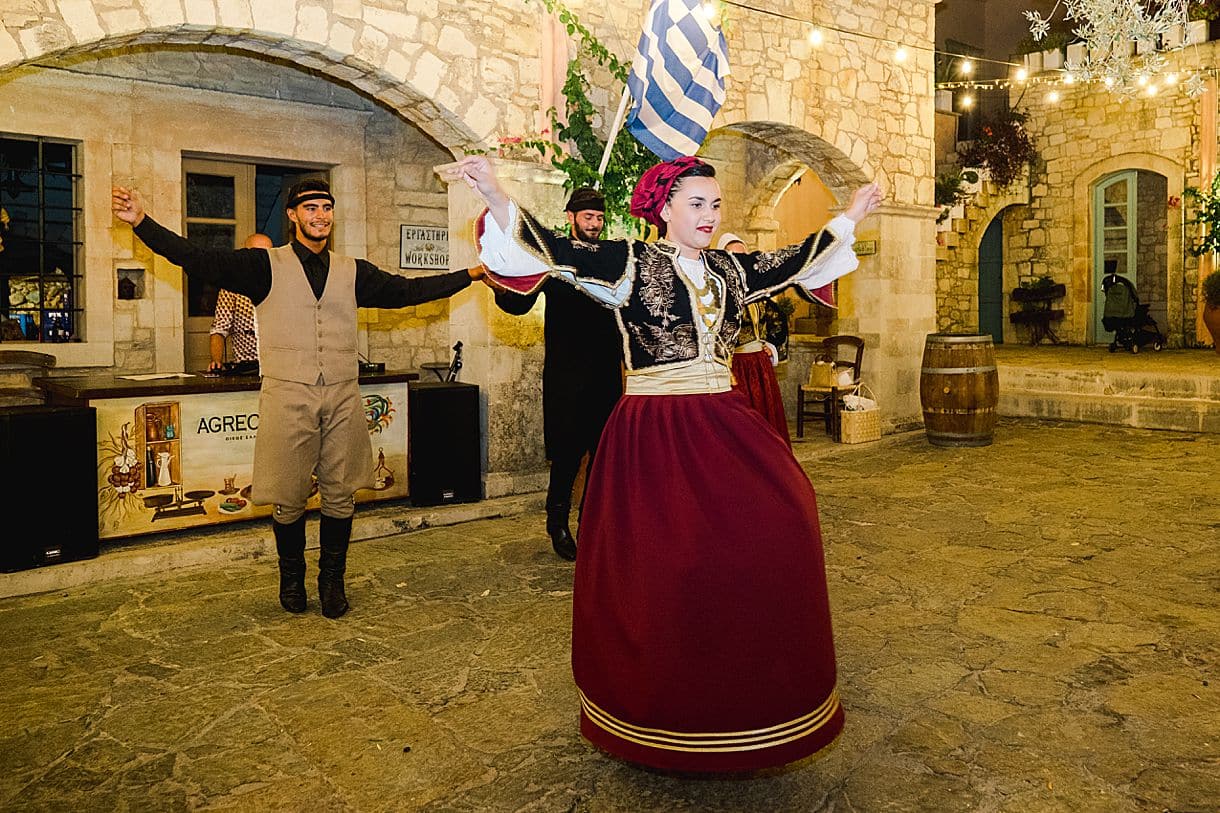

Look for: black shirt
[133,216,471,307]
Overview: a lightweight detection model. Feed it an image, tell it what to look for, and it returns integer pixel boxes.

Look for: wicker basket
[838,384,882,444]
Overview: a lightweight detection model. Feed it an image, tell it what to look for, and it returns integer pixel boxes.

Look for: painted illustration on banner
[93,383,409,539]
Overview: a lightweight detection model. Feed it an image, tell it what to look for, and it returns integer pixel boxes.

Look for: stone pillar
[835,204,938,432]
[440,159,568,497]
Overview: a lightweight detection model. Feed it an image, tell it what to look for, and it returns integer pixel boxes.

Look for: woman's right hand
[455,156,507,206]
[844,182,883,224]
[456,155,511,228]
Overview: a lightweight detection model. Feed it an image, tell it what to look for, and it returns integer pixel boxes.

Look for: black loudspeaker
[0,405,100,572]
[407,382,481,506]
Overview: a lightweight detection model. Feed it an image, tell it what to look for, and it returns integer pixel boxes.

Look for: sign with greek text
[400,225,449,270]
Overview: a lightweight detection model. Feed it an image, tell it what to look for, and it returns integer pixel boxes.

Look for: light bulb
[894,46,909,63]
[1166,72,1179,85]
[808,28,824,47]
[1047,90,1061,103]
[960,59,974,75]
[1016,67,1029,82]
[1136,74,1149,87]
[1146,83,1158,96]
[960,94,974,108]
[1063,72,1076,84]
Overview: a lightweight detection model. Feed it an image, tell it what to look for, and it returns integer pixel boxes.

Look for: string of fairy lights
[693,0,1217,108]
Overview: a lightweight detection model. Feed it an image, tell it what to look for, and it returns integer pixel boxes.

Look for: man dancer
[493,187,622,560]
[113,179,481,617]
[208,232,272,374]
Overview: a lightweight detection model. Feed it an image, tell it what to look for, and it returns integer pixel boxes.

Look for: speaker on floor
[0,404,100,572]
[407,382,481,507]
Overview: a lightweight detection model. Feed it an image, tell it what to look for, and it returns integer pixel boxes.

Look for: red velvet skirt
[731,349,791,446]
[572,389,842,772]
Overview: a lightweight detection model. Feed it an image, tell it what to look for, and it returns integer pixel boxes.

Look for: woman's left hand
[845,182,883,224]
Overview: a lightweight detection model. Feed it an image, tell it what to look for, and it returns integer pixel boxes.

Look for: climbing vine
[472,0,656,236]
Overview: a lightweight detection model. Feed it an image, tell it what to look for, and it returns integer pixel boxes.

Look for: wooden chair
[796,335,865,439]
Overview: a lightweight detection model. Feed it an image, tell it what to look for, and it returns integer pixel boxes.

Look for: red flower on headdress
[630,156,710,227]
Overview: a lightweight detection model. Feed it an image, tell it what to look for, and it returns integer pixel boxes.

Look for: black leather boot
[318,514,353,618]
[272,517,307,613]
[546,501,577,561]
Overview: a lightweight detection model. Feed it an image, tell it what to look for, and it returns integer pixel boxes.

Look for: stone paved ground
[1,418,1217,812]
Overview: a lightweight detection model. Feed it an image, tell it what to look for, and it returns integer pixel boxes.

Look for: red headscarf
[630,156,710,227]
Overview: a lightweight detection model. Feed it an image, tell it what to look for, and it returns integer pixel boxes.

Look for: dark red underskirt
[731,349,791,447]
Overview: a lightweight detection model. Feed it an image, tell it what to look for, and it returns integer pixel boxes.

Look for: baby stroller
[1101,269,1165,353]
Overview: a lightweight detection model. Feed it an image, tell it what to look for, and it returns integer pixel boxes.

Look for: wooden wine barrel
[919,333,999,447]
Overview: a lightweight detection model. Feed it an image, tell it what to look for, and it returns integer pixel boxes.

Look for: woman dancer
[461,154,881,772]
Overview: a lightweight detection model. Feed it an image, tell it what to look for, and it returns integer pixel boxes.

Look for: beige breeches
[251,377,373,522]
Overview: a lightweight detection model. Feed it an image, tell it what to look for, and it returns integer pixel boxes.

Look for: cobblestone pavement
[1,418,1217,812]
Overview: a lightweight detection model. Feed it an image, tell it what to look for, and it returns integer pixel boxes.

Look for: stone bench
[0,350,55,407]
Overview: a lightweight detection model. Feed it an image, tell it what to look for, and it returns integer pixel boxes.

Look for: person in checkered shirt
[208,232,272,372]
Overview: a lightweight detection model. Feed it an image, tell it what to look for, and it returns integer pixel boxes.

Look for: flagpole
[596,85,632,185]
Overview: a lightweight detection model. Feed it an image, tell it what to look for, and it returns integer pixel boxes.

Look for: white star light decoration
[1025,0,1207,98]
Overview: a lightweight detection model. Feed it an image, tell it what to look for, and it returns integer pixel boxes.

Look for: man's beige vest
[257,245,359,385]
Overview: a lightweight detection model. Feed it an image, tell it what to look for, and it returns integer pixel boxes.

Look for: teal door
[978,215,1004,343]
[1093,171,1137,343]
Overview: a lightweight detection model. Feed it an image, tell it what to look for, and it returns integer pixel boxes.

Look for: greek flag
[626,0,731,161]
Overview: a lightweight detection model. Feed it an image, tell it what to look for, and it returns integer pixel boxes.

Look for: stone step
[999,389,1220,433]
[998,365,1220,433]
[999,364,1220,402]
[0,371,34,388]
[0,387,47,407]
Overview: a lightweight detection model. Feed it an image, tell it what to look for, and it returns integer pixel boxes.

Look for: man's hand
[844,182,883,224]
[112,186,146,227]
[466,265,486,282]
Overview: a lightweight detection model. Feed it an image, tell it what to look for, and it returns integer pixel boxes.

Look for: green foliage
[517,0,656,236]
[1183,170,1220,257]
[1039,30,1073,52]
[772,295,796,322]
[1189,1,1218,22]
[1020,274,1057,292]
[959,111,1036,189]
[934,171,967,207]
[1203,270,1220,307]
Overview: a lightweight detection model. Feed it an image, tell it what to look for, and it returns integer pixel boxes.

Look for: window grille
[0,135,82,343]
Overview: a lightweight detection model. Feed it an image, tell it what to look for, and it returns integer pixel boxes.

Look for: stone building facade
[2,0,939,495]
[936,43,1216,348]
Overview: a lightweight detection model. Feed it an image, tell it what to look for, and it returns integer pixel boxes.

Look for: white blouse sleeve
[477,202,549,278]
[793,215,860,292]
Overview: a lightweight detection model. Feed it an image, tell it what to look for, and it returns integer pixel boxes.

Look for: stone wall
[1012,44,1212,346]
[1135,170,1168,334]
[5,0,942,492]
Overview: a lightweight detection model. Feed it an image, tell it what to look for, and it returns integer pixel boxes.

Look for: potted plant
[958,111,1037,190]
[1184,169,1220,257]
[935,170,970,229]
[1014,32,1043,72]
[1188,1,1214,44]
[1039,30,1071,70]
[1201,270,1220,352]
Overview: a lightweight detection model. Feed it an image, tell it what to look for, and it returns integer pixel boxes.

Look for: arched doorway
[1090,168,1169,344]
[977,215,1004,343]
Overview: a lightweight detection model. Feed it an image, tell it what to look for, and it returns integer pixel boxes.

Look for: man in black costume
[494,187,622,561]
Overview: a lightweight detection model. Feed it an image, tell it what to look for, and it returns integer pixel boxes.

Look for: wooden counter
[36,371,418,540]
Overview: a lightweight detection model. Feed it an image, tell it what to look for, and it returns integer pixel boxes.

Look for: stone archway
[1071,153,1184,346]
[701,122,869,249]
[0,4,522,150]
[700,120,934,433]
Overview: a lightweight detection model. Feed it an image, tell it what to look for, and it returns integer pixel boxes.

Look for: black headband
[288,190,335,208]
